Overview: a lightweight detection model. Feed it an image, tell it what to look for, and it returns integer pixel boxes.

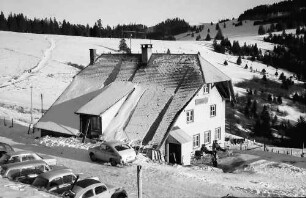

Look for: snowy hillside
[0,30,304,125]
[175,19,272,41]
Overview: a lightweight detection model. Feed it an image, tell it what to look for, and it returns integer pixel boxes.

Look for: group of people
[200,140,226,167]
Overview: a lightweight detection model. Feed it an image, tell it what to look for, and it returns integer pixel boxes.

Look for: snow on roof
[169,126,192,144]
[76,81,135,116]
[35,52,234,146]
[198,55,231,83]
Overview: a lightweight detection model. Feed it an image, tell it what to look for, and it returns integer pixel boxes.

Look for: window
[91,116,101,131]
[210,105,216,117]
[95,185,107,195]
[22,154,36,162]
[50,177,63,188]
[204,131,211,144]
[82,189,94,198]
[193,134,200,148]
[203,84,210,94]
[63,175,76,184]
[186,110,194,123]
[9,156,21,163]
[215,127,221,140]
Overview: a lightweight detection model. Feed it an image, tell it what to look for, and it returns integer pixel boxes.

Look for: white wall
[101,95,129,133]
[174,84,225,151]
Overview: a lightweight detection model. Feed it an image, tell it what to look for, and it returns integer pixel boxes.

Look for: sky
[0,0,284,27]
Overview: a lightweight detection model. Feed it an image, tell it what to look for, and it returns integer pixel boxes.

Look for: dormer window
[203,84,210,94]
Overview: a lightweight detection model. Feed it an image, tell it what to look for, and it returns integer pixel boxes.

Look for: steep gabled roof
[35,52,234,147]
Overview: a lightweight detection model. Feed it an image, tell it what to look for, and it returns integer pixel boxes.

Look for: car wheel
[110,159,117,166]
[89,153,97,162]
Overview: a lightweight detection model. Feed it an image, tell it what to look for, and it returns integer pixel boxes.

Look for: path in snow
[0,36,56,88]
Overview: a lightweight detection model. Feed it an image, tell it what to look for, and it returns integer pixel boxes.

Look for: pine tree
[251,100,258,118]
[215,28,224,40]
[258,25,265,35]
[236,56,242,65]
[205,33,211,41]
[260,105,272,137]
[216,23,220,30]
[223,60,228,65]
[0,11,8,30]
[119,38,131,53]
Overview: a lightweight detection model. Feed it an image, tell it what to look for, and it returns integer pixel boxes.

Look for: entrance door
[168,143,181,164]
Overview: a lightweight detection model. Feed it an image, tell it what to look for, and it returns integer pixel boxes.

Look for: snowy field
[0,30,304,124]
[0,30,306,197]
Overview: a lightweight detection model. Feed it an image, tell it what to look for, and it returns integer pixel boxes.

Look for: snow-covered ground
[1,121,306,198]
[1,30,306,197]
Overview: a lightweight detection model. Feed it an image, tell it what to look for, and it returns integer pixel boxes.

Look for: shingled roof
[35,51,233,148]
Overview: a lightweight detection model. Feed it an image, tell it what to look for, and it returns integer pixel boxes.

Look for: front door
[168,143,181,164]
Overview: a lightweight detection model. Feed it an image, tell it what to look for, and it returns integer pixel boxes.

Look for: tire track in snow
[0,36,56,88]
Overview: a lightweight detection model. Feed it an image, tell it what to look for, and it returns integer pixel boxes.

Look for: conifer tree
[216,23,220,30]
[236,56,242,65]
[215,28,224,40]
[205,33,211,41]
[258,25,265,35]
[0,11,8,30]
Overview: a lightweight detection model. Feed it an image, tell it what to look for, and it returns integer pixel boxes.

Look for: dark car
[63,178,127,198]
[0,151,57,166]
[32,168,78,195]
[0,160,51,184]
[0,142,14,158]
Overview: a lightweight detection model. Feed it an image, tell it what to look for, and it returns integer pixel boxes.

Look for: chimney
[141,44,152,64]
[89,49,96,65]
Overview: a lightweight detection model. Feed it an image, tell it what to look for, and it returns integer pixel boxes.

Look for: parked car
[32,168,78,195]
[0,160,51,184]
[0,142,14,158]
[63,178,128,198]
[88,141,136,166]
[0,151,57,166]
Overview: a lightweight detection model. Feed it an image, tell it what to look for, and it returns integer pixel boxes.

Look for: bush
[196,35,201,41]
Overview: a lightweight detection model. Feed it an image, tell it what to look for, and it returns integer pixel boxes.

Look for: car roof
[6,150,35,156]
[102,140,126,147]
[75,179,101,188]
[38,168,73,180]
[1,160,47,169]
[0,142,14,151]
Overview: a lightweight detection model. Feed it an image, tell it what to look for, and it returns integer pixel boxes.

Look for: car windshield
[32,177,49,188]
[114,144,130,151]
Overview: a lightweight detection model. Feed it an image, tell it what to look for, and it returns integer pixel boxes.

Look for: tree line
[0,11,192,40]
[262,31,306,80]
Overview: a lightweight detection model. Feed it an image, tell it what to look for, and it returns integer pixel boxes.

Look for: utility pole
[41,93,44,115]
[137,165,142,198]
[30,86,33,125]
[130,34,132,52]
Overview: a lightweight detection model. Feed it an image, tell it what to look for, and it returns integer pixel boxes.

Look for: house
[34,44,234,165]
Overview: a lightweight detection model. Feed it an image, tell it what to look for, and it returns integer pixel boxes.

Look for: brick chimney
[141,44,152,64]
[89,49,96,65]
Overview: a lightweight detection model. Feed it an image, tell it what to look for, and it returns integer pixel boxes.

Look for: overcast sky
[0,0,283,27]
